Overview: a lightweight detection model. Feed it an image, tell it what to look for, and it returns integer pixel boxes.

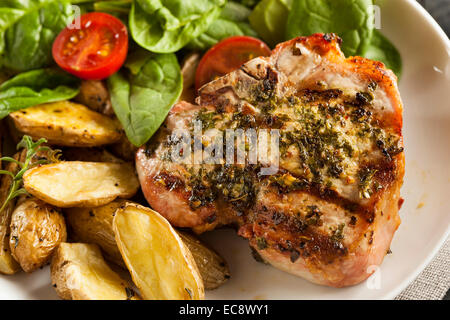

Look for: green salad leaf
[0,0,74,72]
[0,69,80,119]
[286,0,374,57]
[94,0,132,14]
[249,0,292,47]
[108,50,183,146]
[364,30,402,78]
[237,0,260,8]
[188,1,258,51]
[129,0,226,53]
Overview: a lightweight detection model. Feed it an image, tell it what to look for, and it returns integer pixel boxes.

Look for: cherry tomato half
[52,12,128,80]
[195,36,272,91]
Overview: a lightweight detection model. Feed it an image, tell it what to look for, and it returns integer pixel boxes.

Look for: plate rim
[0,0,449,301]
[379,0,450,300]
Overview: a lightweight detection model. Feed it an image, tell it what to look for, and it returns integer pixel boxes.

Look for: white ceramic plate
[0,0,449,300]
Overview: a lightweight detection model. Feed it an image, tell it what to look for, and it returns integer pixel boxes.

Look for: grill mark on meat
[262,179,376,223]
[243,206,349,264]
[153,172,185,192]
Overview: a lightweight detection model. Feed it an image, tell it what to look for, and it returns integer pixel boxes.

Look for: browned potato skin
[65,200,128,267]
[66,200,230,289]
[74,80,114,116]
[51,243,139,300]
[10,101,122,147]
[178,232,230,290]
[113,203,204,300]
[9,197,67,273]
[62,147,124,163]
[0,151,26,275]
[5,117,23,145]
[108,136,138,161]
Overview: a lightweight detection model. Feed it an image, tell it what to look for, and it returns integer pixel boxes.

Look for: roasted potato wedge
[23,161,139,208]
[113,203,204,300]
[1,120,17,158]
[62,147,123,163]
[65,200,128,267]
[9,101,122,147]
[74,80,114,116]
[5,117,24,145]
[178,232,230,290]
[108,136,138,161]
[51,243,139,300]
[0,151,26,274]
[66,200,230,289]
[9,197,67,273]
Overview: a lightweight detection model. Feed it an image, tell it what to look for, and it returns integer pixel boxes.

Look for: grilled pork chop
[136,34,405,287]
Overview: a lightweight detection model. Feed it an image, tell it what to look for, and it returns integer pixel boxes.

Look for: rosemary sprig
[0,135,60,213]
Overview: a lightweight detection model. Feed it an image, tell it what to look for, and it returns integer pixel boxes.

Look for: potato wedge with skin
[51,243,139,300]
[23,161,139,208]
[0,151,26,274]
[108,136,138,161]
[9,101,122,147]
[113,203,204,300]
[74,80,114,116]
[178,232,230,290]
[9,197,67,273]
[65,200,128,267]
[66,201,230,289]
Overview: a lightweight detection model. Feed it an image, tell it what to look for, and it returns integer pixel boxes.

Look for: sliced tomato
[52,12,128,80]
[195,36,271,91]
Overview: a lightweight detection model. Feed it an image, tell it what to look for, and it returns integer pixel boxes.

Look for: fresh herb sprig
[0,135,59,213]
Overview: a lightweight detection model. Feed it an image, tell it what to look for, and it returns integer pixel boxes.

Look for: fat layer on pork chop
[136,34,405,287]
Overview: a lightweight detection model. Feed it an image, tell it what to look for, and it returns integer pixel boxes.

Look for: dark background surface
[417,0,449,300]
[418,0,450,35]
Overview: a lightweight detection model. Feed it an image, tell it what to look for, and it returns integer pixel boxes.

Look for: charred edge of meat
[199,86,234,107]
[247,207,349,264]
[323,33,342,45]
[238,66,278,104]
[299,88,343,103]
[240,65,264,81]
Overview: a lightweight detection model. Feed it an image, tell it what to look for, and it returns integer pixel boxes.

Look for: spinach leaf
[188,1,258,51]
[0,0,74,72]
[237,0,260,8]
[0,69,80,119]
[108,50,182,146]
[364,30,402,78]
[129,0,226,53]
[249,0,292,47]
[286,0,374,57]
[94,0,132,14]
